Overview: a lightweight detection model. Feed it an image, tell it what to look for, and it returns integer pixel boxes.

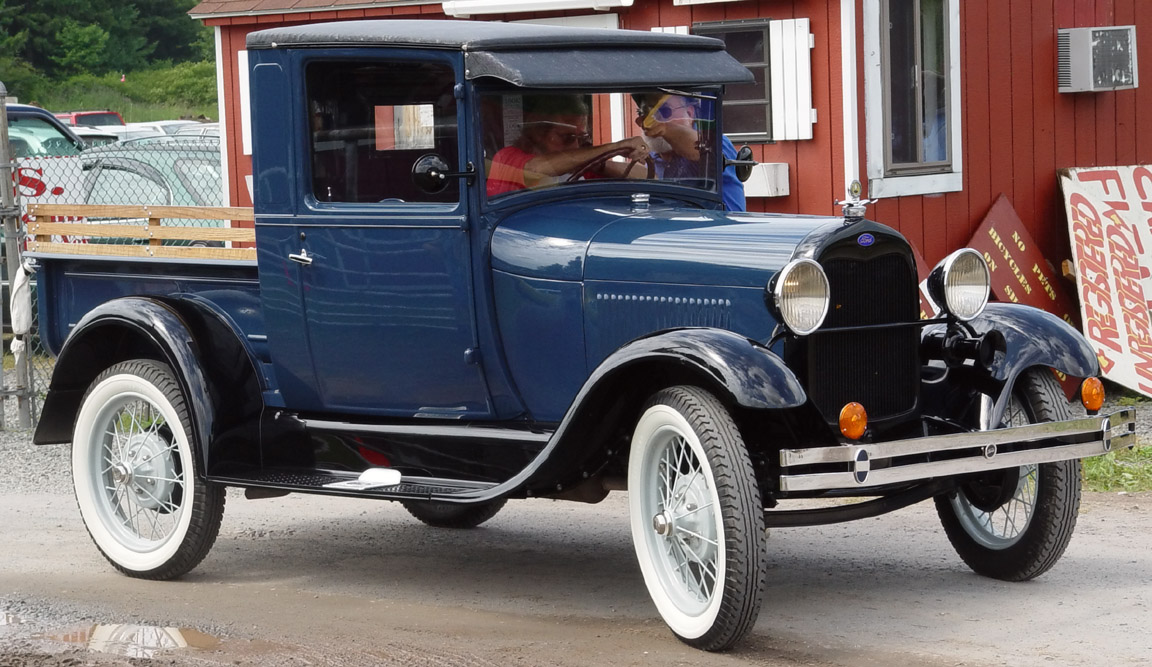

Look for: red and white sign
[1061,166,1152,397]
[11,155,85,241]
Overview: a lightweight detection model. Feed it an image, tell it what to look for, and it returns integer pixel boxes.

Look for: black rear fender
[33,296,264,476]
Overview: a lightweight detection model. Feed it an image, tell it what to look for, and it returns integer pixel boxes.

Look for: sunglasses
[553,130,590,145]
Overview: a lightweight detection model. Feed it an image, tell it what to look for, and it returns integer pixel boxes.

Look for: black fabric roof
[247,19,754,88]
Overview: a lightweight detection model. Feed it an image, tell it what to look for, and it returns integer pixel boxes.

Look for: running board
[211,469,499,502]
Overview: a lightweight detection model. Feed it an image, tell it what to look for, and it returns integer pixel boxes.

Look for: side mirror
[411,154,474,194]
[725,145,756,183]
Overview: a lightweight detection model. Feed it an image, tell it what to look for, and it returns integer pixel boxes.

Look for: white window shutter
[769,18,815,141]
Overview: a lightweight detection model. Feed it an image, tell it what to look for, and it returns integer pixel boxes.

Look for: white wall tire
[72,360,224,579]
[628,386,766,651]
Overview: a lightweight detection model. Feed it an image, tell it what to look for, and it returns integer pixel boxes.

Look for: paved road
[1,460,1149,667]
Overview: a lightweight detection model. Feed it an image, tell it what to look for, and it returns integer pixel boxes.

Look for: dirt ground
[2,480,1150,667]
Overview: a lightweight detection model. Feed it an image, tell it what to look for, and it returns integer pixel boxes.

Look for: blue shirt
[721,135,746,212]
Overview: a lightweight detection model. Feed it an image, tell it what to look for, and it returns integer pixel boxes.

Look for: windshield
[482,89,719,200]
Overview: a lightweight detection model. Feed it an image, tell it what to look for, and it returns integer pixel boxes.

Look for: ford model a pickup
[30,20,1136,650]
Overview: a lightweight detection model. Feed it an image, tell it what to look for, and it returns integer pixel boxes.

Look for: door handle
[288,249,313,265]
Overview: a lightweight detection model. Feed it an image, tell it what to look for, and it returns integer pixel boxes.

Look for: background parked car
[81,136,222,208]
[126,120,201,135]
[6,104,85,157]
[71,126,119,149]
[173,122,219,138]
[54,110,125,127]
[87,125,165,143]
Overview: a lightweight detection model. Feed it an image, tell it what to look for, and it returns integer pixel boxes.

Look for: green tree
[2,0,204,77]
[51,19,109,75]
[0,0,27,57]
[134,0,205,63]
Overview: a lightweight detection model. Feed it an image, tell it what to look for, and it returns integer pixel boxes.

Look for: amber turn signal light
[1081,377,1105,412]
[839,402,867,440]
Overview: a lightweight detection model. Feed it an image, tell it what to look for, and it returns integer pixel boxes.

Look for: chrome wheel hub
[116,432,178,512]
[652,511,673,536]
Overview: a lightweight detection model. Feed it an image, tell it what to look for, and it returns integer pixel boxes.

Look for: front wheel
[934,370,1081,581]
[72,360,225,579]
[628,386,767,651]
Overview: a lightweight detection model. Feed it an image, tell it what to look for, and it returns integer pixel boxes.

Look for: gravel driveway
[1,397,1149,667]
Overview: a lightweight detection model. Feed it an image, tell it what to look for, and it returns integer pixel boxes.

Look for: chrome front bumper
[778,408,1137,492]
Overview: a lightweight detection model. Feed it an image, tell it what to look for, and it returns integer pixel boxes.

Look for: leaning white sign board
[1061,165,1152,397]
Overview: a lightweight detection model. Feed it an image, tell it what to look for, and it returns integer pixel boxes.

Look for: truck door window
[306,61,458,204]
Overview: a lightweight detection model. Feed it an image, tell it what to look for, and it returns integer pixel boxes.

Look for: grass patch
[1083,446,1152,492]
[25,61,217,122]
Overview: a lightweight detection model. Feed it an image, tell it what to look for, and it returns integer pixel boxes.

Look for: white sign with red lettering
[1061,166,1152,397]
[13,155,85,241]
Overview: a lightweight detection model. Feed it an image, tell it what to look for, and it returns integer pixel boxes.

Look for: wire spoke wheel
[629,386,766,651]
[935,370,1081,581]
[73,360,224,580]
[94,396,184,549]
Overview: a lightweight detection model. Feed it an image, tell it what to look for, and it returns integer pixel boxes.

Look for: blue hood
[490,200,842,287]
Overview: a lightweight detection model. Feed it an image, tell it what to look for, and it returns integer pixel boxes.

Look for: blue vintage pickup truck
[30,20,1136,651]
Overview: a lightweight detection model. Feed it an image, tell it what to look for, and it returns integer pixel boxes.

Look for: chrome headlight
[771,258,830,335]
[927,248,990,321]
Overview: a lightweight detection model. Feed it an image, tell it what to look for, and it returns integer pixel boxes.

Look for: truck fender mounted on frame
[520,328,806,490]
[961,302,1100,426]
[33,296,263,477]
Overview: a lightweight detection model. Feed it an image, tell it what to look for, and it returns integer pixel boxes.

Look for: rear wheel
[935,370,1081,581]
[628,386,766,651]
[72,360,224,579]
[400,498,507,528]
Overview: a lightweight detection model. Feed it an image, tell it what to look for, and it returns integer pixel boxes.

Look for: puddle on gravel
[37,623,221,659]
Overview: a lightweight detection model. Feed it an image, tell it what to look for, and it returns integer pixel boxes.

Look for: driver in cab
[486,94,649,197]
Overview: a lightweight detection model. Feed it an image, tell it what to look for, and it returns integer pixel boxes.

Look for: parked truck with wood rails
[28,20,1136,651]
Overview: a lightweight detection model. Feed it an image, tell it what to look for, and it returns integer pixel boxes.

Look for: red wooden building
[189,0,1150,269]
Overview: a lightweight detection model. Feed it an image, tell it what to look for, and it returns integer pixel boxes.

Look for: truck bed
[30,253,261,357]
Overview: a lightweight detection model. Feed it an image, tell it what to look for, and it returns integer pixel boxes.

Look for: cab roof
[246,19,754,88]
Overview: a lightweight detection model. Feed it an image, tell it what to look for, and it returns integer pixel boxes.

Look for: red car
[53,110,125,127]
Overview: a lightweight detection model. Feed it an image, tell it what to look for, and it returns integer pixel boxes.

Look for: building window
[864,0,962,197]
[695,21,773,142]
[883,0,950,172]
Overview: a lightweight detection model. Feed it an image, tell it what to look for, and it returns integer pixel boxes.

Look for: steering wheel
[565,147,656,183]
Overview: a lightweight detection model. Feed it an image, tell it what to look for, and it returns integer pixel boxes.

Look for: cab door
[255,52,491,418]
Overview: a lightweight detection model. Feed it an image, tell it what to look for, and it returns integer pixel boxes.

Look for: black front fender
[585,328,807,410]
[964,302,1099,425]
[33,297,216,474]
[519,328,805,491]
[968,302,1100,381]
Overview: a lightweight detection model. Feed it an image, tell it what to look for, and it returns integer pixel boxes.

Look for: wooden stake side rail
[25,204,257,261]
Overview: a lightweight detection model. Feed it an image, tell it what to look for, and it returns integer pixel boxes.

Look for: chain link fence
[2,90,225,429]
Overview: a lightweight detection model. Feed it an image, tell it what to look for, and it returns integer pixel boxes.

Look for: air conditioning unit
[1058,26,1139,93]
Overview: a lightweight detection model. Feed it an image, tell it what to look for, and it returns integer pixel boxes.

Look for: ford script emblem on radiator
[857,233,875,247]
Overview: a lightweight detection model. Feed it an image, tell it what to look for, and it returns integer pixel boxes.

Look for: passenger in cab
[486,94,649,197]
